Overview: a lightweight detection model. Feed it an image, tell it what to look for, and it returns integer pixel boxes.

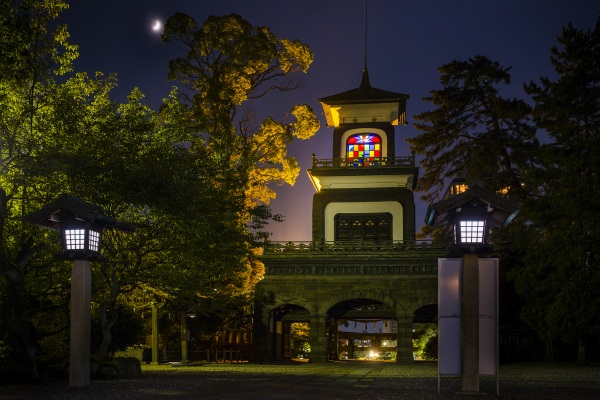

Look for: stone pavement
[1,361,600,400]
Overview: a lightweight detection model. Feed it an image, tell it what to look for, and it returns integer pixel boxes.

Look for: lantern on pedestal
[24,194,132,387]
[426,180,519,394]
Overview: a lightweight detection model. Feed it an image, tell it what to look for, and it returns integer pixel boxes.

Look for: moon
[152,20,161,32]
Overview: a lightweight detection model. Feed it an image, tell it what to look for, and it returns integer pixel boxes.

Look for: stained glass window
[346,134,382,166]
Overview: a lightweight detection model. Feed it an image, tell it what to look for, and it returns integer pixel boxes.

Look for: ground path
[1,361,599,399]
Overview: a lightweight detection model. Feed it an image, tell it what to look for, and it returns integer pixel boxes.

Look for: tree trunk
[577,337,587,366]
[2,268,40,380]
[0,189,39,380]
[98,300,118,360]
[98,275,123,360]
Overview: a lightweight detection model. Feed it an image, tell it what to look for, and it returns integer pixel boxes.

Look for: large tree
[0,0,80,380]
[408,55,537,202]
[157,13,319,332]
[512,16,600,364]
[162,12,319,207]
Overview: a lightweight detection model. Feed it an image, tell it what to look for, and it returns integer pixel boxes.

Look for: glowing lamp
[453,199,489,245]
[24,194,132,261]
[425,180,519,254]
[59,216,104,260]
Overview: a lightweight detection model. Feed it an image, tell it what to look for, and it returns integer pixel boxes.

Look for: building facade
[252,69,445,363]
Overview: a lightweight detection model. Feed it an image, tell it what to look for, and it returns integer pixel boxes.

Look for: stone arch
[323,295,398,361]
[412,303,438,361]
[267,303,310,361]
[320,289,398,313]
[413,303,438,324]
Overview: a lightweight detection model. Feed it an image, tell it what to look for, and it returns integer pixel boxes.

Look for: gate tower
[253,68,445,363]
[310,67,416,244]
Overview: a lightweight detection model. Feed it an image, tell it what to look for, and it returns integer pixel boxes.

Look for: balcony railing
[264,263,440,276]
[261,240,449,254]
[311,154,415,169]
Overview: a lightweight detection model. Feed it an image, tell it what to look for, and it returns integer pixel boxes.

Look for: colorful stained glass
[346,133,382,165]
[347,134,381,145]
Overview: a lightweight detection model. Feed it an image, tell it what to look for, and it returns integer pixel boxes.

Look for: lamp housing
[59,216,104,261]
[425,181,519,255]
[24,194,133,262]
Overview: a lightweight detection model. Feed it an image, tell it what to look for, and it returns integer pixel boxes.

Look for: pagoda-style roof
[425,182,520,229]
[319,68,409,127]
[319,85,410,105]
[24,194,133,232]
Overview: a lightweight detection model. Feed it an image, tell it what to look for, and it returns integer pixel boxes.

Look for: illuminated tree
[162,12,319,206]
[0,0,78,380]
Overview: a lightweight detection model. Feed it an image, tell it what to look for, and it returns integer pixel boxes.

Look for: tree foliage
[0,0,79,380]
[162,12,319,206]
[510,16,600,364]
[408,55,537,202]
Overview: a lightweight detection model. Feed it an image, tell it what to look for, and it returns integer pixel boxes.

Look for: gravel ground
[1,362,599,399]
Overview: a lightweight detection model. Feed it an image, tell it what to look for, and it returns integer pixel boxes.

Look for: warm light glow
[65,229,85,250]
[497,186,510,195]
[152,20,161,31]
[451,184,468,195]
[329,106,341,126]
[459,220,485,243]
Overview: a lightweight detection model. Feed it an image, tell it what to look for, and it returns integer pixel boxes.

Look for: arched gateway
[252,68,446,363]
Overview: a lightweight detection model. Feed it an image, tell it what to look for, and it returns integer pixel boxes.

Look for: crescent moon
[152,20,161,31]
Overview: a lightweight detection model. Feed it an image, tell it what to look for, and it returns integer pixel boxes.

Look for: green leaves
[409,55,536,202]
[514,16,600,363]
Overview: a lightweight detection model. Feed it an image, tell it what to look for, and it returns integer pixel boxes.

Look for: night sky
[60,1,599,241]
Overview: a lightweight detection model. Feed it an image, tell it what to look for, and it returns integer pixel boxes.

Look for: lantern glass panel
[89,230,101,252]
[459,220,485,243]
[65,229,86,250]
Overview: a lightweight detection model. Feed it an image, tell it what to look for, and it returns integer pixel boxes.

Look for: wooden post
[461,253,480,393]
[70,260,91,387]
[151,303,159,364]
[180,311,188,363]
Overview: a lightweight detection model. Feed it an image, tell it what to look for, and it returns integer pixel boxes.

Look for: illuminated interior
[451,183,468,195]
[64,228,101,251]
